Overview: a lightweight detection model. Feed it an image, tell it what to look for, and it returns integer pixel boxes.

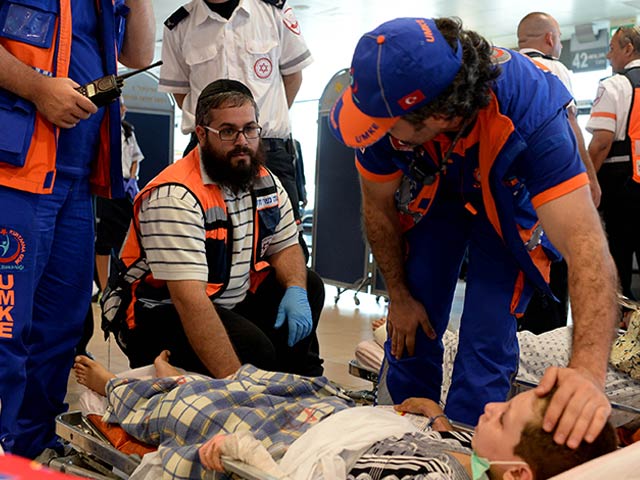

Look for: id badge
[1,3,56,48]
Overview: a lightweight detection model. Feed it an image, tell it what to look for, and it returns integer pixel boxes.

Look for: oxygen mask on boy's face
[470,451,528,480]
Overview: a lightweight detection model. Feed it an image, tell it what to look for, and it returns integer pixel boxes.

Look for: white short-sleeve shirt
[121,129,144,179]
[586,59,640,144]
[519,48,574,93]
[519,48,578,115]
[159,0,313,137]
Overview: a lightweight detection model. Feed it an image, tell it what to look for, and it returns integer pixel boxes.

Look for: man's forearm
[0,45,98,128]
[269,244,307,288]
[361,193,410,300]
[130,160,138,179]
[173,93,186,110]
[182,302,241,378]
[282,71,302,108]
[170,282,241,377]
[568,113,599,198]
[120,0,156,68]
[0,45,47,102]
[588,147,609,173]
[587,130,614,172]
[536,187,618,386]
[566,227,618,385]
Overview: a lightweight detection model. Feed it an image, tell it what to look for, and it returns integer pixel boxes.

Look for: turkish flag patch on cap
[398,89,426,110]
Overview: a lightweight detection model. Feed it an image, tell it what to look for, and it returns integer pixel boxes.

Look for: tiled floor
[64,281,466,410]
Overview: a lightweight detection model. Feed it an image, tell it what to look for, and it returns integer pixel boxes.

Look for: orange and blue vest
[116,147,281,330]
[606,66,640,184]
[356,47,587,310]
[0,0,126,197]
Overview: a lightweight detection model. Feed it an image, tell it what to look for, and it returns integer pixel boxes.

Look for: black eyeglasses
[203,125,262,141]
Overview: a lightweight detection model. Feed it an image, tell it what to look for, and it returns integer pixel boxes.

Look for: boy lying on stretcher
[74,353,617,480]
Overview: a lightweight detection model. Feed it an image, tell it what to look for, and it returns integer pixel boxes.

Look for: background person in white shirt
[587,26,640,300]
[516,12,602,334]
[159,0,312,255]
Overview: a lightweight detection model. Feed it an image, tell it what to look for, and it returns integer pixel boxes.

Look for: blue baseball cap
[329,18,463,148]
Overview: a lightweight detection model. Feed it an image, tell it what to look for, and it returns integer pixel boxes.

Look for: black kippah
[198,79,254,104]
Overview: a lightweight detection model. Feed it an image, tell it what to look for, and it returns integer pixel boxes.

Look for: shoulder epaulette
[259,0,286,9]
[164,6,189,30]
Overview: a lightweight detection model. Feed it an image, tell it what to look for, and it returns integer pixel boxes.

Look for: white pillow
[549,442,640,479]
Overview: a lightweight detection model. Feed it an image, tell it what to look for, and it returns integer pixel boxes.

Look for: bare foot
[154,350,181,377]
[73,355,115,396]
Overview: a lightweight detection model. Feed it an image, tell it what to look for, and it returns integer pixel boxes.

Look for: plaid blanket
[103,365,354,479]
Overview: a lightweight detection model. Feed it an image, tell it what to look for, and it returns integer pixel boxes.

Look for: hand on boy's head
[535,366,611,449]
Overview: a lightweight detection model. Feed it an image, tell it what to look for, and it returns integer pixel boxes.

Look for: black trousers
[598,162,640,299]
[95,196,133,256]
[124,269,325,377]
[518,260,568,334]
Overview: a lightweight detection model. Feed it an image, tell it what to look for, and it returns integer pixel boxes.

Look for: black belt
[263,137,294,154]
[263,137,287,151]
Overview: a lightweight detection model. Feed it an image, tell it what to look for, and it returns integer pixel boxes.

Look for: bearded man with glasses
[102,79,324,379]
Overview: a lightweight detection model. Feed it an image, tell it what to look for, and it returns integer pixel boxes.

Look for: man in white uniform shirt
[105,79,324,378]
[159,0,312,254]
[516,12,602,334]
[517,12,600,206]
[587,26,640,300]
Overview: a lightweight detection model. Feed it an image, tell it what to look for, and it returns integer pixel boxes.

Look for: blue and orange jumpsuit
[357,49,588,425]
[0,0,126,457]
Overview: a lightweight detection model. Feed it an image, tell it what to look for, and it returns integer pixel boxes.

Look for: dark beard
[201,140,265,193]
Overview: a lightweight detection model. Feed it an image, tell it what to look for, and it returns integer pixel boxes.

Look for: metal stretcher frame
[53,412,278,480]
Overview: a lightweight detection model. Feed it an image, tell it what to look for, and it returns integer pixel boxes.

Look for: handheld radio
[75,60,163,107]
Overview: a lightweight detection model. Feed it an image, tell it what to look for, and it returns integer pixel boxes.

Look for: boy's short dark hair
[514,388,618,479]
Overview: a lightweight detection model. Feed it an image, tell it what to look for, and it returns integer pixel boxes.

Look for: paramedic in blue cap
[330,17,618,449]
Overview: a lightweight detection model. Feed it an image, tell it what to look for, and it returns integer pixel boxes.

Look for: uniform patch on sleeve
[592,84,605,107]
[282,7,301,35]
[491,47,512,65]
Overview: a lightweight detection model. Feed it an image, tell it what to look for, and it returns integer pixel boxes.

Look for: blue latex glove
[123,177,140,201]
[274,286,313,347]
